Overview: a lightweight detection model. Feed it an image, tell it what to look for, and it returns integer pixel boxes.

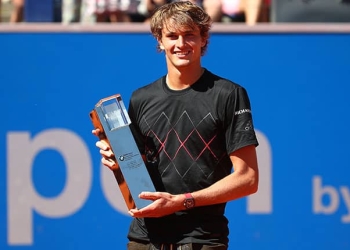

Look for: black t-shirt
[127,69,258,245]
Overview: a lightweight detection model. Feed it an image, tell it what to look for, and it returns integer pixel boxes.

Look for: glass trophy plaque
[90,94,156,209]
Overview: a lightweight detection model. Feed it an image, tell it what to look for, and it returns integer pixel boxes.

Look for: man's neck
[166,66,204,91]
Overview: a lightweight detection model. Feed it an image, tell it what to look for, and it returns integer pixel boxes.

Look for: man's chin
[173,60,191,68]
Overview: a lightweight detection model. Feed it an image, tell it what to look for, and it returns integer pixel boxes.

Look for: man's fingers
[95,140,109,150]
[139,192,160,201]
[92,128,101,136]
[93,129,117,170]
[96,141,113,158]
[99,149,114,157]
[101,157,116,168]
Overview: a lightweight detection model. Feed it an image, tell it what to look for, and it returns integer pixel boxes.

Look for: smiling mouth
[175,51,190,56]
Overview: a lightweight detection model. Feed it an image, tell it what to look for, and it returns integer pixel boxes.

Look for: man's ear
[158,39,165,50]
[201,37,208,47]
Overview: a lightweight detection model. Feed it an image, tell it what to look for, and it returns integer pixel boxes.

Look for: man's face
[158,21,206,69]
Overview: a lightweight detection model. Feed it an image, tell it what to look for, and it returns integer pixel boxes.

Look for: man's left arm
[129,144,258,218]
[190,144,259,207]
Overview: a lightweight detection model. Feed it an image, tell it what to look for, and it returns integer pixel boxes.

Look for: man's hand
[92,128,119,171]
[128,192,184,218]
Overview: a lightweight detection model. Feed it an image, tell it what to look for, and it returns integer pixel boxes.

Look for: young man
[93,1,259,249]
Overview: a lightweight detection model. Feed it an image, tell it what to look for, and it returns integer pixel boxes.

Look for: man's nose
[176,36,186,47]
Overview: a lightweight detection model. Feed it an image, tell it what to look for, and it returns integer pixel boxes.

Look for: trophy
[90,94,156,210]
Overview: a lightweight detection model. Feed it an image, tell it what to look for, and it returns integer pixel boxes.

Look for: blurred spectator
[1,0,22,22]
[143,0,170,22]
[0,0,270,24]
[202,0,221,22]
[180,0,269,25]
[62,0,99,24]
[221,0,245,23]
[0,0,11,22]
[62,0,82,23]
[62,0,147,24]
[10,0,24,22]
[93,0,132,22]
[259,0,270,22]
[80,0,99,23]
[143,0,202,22]
[128,0,148,22]
[223,0,264,25]
[242,0,262,25]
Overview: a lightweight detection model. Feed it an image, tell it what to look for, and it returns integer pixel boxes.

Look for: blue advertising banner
[0,27,349,250]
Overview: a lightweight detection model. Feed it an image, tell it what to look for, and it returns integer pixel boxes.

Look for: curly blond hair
[150,1,212,55]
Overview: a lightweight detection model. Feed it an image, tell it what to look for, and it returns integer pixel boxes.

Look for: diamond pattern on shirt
[141,111,226,179]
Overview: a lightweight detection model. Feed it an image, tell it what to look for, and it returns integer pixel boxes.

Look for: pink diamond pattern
[141,111,226,178]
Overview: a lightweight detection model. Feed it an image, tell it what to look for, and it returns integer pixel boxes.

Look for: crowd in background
[0,0,270,25]
[1,0,350,25]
